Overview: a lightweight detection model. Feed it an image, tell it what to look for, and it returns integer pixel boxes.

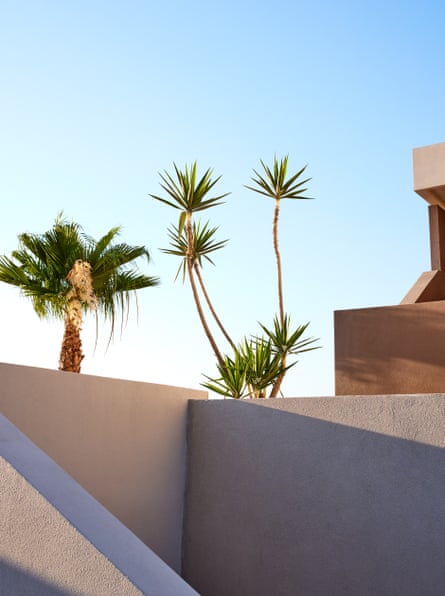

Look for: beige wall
[334,300,445,395]
[183,395,444,596]
[0,362,206,572]
[1,414,198,595]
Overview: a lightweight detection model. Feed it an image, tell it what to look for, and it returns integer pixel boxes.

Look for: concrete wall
[0,362,206,572]
[183,395,444,596]
[0,414,198,595]
[334,300,445,395]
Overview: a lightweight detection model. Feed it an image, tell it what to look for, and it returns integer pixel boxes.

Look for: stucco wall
[0,414,198,595]
[0,362,206,572]
[183,395,444,596]
[334,300,445,395]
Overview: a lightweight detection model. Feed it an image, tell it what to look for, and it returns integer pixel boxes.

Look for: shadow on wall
[0,561,74,596]
[183,398,444,596]
[335,301,445,394]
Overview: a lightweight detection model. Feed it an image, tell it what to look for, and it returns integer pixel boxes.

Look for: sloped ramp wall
[0,414,198,596]
[0,362,206,572]
[183,395,444,596]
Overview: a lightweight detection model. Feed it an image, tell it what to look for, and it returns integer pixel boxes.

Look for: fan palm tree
[0,215,159,373]
[150,163,229,366]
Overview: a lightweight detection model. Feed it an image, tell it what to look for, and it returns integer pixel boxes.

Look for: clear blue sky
[1,0,444,396]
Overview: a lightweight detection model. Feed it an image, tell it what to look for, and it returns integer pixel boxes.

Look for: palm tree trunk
[59,260,95,373]
[59,314,83,372]
[185,213,224,367]
[194,262,235,350]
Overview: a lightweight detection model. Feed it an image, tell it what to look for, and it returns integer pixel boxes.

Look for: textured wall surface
[335,301,445,395]
[0,362,206,572]
[183,395,444,596]
[0,414,198,596]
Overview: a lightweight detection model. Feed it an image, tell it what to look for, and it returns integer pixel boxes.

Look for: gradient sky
[1,0,444,396]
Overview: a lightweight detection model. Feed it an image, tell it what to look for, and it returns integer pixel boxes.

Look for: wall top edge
[0,361,208,399]
[333,299,445,315]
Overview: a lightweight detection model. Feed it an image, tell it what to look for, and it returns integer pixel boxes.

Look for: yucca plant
[204,316,320,399]
[150,163,230,366]
[0,215,159,372]
[151,158,319,399]
[245,156,312,326]
[259,314,320,397]
[202,336,285,399]
[202,351,248,399]
[161,220,235,348]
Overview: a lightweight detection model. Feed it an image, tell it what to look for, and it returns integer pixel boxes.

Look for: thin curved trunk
[270,197,284,397]
[194,262,235,350]
[273,197,284,327]
[269,360,285,397]
[186,214,224,367]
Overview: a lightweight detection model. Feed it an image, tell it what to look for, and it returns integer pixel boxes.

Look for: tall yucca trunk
[273,197,284,326]
[185,214,224,367]
[193,262,235,350]
[269,197,285,397]
[59,260,96,373]
[269,368,285,398]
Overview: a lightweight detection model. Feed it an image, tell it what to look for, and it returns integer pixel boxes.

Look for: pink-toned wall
[0,362,206,572]
[334,300,445,395]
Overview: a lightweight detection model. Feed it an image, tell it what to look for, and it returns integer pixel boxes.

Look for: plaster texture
[0,362,206,572]
[183,395,445,596]
[334,300,445,395]
[0,414,198,595]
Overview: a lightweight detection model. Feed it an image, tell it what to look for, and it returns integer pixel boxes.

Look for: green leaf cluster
[204,315,319,399]
[150,162,230,236]
[161,220,228,282]
[245,155,313,201]
[151,158,320,398]
[0,215,160,342]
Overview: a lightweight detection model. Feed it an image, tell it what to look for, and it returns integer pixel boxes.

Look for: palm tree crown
[0,216,159,372]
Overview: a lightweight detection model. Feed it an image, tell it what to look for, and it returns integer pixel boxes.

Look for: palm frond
[0,216,159,344]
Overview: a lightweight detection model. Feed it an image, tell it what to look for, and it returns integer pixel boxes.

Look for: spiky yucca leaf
[245,155,313,201]
[150,162,229,230]
[161,220,228,281]
[202,335,291,399]
[258,314,320,357]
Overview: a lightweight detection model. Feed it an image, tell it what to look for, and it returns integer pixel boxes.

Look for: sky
[0,0,444,397]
